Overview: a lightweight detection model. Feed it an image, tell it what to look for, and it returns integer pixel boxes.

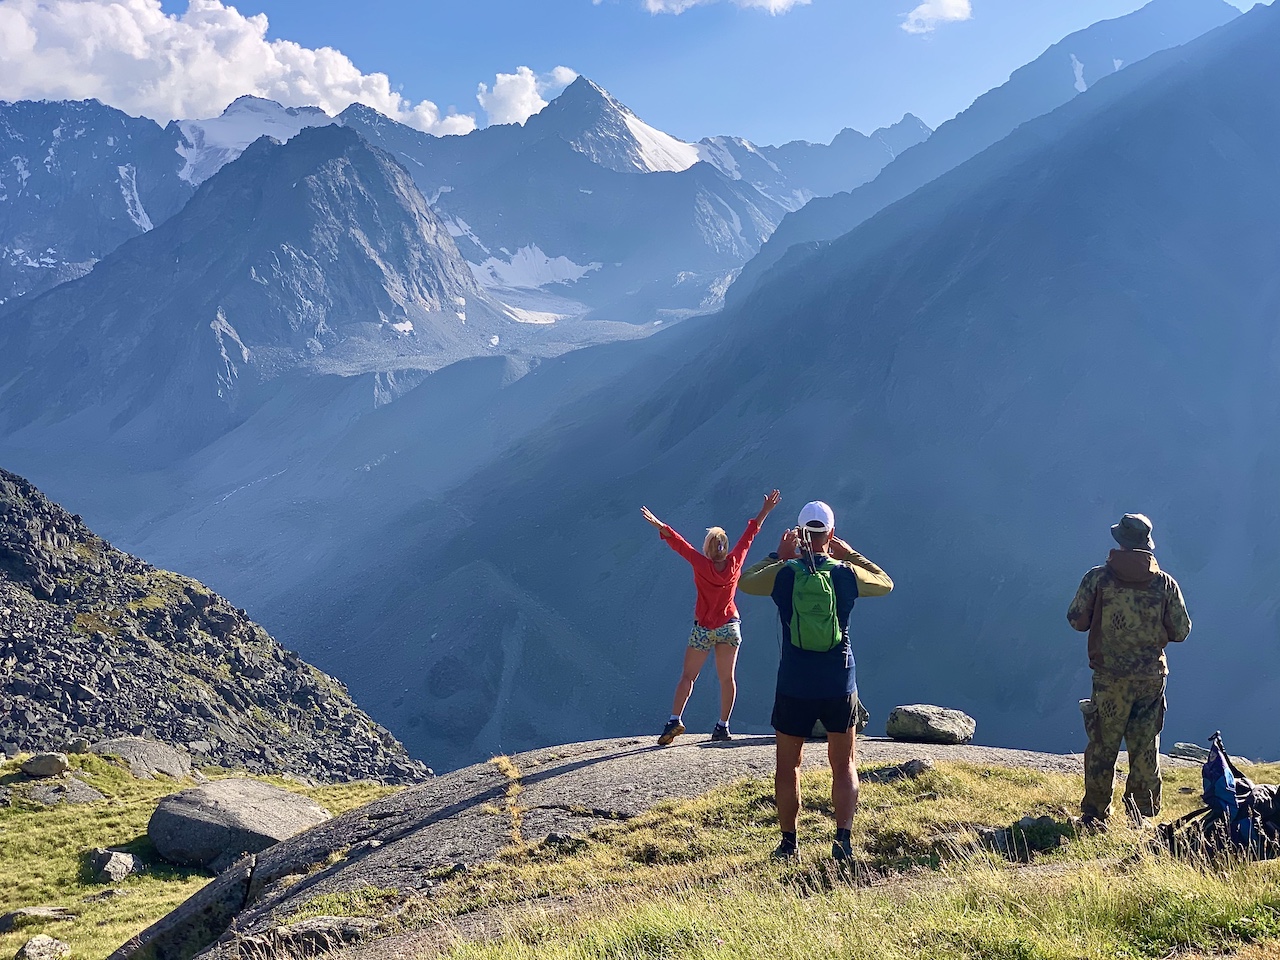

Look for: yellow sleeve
[842,551,893,598]
[739,558,785,596]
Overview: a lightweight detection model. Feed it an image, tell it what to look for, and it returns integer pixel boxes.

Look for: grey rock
[90,848,145,883]
[105,857,253,960]
[0,786,11,807]
[148,779,331,869]
[902,758,936,778]
[863,757,936,784]
[25,778,105,806]
[63,737,91,754]
[20,753,70,778]
[1171,742,1210,762]
[0,907,77,933]
[886,705,976,745]
[91,738,190,780]
[239,916,382,956]
[14,935,71,960]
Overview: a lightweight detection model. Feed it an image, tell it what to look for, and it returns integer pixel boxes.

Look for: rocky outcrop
[109,735,1095,960]
[886,705,977,745]
[0,468,430,783]
[149,779,332,871]
[24,777,105,807]
[91,738,191,780]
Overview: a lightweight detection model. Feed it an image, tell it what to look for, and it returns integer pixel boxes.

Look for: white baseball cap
[797,501,835,532]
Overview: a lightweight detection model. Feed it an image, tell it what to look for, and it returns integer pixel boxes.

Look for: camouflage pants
[1081,672,1166,819]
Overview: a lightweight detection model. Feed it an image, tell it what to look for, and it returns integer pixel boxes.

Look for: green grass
[7,752,1280,960]
[0,753,396,959]
[395,760,1280,960]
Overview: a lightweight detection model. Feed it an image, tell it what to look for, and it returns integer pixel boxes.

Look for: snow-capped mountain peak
[530,76,701,174]
[172,96,335,185]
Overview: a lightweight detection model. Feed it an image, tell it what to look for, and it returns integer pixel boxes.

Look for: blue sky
[1,0,1260,144]
[160,0,1255,144]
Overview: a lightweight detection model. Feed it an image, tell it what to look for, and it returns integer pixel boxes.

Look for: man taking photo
[740,500,893,861]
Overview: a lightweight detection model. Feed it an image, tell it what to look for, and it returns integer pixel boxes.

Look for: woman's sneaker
[657,719,685,745]
[711,723,732,742]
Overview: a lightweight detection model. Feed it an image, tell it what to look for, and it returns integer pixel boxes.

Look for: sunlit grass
[0,753,395,959]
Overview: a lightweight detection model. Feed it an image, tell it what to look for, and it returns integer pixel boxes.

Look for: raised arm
[740,526,797,595]
[829,538,893,597]
[641,506,702,564]
[754,489,781,526]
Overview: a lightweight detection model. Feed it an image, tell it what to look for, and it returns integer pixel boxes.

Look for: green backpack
[787,559,842,652]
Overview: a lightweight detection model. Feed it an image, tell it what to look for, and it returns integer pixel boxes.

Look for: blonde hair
[703,527,729,560]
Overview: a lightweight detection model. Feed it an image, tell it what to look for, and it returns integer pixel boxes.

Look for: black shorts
[772,692,857,739]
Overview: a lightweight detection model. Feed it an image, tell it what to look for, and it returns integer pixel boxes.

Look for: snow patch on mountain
[1071,54,1088,93]
[444,217,491,255]
[211,308,251,399]
[176,96,334,185]
[471,245,600,289]
[117,164,153,230]
[620,113,701,173]
[500,304,561,324]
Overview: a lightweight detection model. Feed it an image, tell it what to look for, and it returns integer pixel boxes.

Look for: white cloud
[642,0,810,13]
[477,65,578,126]
[902,0,972,34]
[0,0,476,134]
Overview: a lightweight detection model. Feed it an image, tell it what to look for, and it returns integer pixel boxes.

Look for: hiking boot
[771,838,798,860]
[657,719,685,746]
[832,836,855,861]
[710,724,732,742]
[1074,814,1109,835]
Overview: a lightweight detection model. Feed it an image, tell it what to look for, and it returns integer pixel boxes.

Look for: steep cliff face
[0,124,497,450]
[0,468,430,782]
[0,98,195,303]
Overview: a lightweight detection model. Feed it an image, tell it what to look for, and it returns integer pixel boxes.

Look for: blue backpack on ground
[1159,732,1280,858]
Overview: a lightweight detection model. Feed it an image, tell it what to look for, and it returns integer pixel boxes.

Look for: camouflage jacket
[1067,549,1191,677]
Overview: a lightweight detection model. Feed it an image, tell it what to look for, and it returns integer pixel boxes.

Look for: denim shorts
[688,619,742,651]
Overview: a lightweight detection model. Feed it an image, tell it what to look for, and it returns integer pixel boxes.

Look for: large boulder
[91,738,191,780]
[20,753,70,778]
[886,704,976,745]
[15,936,71,960]
[148,779,331,871]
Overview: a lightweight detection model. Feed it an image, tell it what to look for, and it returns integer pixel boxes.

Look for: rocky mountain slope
[0,99,194,303]
[0,81,926,324]
[339,77,922,322]
[0,123,592,453]
[730,0,1239,304]
[0,467,429,782]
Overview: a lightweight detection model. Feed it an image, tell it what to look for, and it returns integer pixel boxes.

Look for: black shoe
[710,724,732,742]
[832,837,854,861]
[771,839,797,860]
[657,719,685,746]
